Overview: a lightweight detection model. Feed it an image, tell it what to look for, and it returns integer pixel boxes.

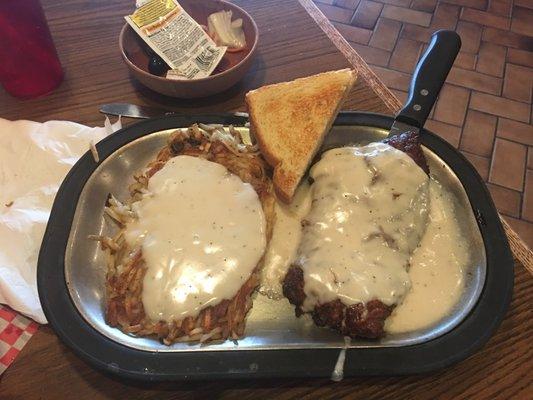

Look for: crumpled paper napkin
[0,117,121,323]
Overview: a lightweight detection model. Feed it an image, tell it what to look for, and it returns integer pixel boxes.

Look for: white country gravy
[124,155,266,321]
[385,179,468,333]
[298,143,430,311]
[260,142,471,334]
[259,182,312,299]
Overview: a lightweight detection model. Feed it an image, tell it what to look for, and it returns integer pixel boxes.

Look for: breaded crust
[283,266,393,338]
[383,130,429,174]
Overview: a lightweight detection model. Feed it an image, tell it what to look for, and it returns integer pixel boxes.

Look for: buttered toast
[245,69,357,203]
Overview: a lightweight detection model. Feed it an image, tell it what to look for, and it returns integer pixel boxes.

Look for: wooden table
[1,0,531,398]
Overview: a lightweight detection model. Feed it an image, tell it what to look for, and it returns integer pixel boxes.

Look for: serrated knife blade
[99,103,174,119]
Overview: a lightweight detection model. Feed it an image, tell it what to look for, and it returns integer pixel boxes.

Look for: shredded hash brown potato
[96,124,274,344]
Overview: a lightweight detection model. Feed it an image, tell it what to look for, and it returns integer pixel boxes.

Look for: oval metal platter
[37,112,514,381]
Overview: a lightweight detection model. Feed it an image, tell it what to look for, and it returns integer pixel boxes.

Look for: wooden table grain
[1,0,532,399]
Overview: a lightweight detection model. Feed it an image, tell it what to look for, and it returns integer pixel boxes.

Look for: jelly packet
[125,0,227,80]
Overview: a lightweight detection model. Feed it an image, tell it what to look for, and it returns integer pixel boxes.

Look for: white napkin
[0,117,121,323]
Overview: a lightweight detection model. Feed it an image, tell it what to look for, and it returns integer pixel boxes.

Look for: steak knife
[388,30,461,138]
[99,103,175,119]
[100,103,250,120]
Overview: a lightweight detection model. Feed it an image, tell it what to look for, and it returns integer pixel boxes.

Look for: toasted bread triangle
[245,69,357,203]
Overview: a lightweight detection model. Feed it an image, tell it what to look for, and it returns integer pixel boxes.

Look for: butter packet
[125,0,227,80]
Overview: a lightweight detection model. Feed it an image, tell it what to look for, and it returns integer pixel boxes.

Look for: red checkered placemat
[0,304,39,375]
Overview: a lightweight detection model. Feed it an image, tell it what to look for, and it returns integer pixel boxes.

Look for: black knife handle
[396,30,461,128]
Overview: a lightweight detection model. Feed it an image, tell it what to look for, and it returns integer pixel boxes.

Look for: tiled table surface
[315,0,533,248]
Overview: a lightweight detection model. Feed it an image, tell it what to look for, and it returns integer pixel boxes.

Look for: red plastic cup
[0,0,64,99]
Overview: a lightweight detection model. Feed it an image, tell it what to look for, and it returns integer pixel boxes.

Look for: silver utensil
[100,103,174,119]
[100,103,250,120]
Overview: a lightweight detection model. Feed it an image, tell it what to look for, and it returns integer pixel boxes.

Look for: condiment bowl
[119,0,258,98]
